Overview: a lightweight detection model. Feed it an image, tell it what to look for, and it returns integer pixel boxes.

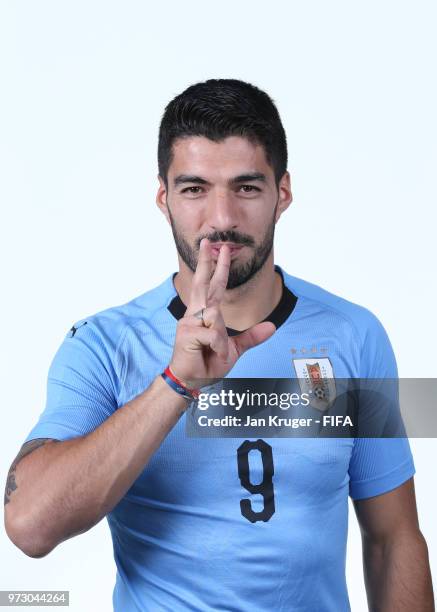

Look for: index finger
[206,244,231,306]
[185,238,212,316]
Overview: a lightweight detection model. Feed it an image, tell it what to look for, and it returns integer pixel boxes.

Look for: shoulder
[64,274,176,353]
[281,267,387,345]
[280,267,397,377]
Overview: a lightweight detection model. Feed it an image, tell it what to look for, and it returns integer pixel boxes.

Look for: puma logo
[69,321,88,337]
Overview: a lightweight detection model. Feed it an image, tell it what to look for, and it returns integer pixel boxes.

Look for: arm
[4,375,187,558]
[353,477,434,611]
[4,239,274,559]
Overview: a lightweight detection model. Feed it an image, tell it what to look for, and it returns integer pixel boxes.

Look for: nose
[206,190,238,232]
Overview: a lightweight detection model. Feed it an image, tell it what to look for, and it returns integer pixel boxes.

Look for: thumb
[232,321,276,357]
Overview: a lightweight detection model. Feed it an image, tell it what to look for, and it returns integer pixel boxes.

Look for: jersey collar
[167,265,297,336]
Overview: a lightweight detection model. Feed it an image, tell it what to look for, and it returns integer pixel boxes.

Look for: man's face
[156,135,292,289]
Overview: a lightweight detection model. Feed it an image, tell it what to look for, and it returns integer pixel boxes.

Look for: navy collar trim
[167,265,297,336]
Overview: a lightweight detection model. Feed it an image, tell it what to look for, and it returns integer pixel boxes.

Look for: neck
[173,252,283,331]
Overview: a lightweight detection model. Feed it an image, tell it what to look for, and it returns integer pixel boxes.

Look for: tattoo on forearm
[4,438,55,505]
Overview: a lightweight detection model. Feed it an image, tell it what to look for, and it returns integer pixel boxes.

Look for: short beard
[167,202,278,290]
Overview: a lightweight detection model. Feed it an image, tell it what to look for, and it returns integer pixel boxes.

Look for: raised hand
[168,238,276,390]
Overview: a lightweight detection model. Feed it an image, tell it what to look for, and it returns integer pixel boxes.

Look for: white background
[0,1,436,610]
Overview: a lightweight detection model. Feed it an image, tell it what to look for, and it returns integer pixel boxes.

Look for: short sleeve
[359,311,398,379]
[23,318,121,444]
[349,437,415,500]
[349,311,415,500]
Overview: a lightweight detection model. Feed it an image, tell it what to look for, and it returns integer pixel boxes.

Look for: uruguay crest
[292,357,337,411]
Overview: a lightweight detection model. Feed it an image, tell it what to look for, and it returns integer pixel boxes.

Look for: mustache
[196,230,255,249]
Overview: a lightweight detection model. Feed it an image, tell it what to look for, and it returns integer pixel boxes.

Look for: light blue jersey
[24,266,415,611]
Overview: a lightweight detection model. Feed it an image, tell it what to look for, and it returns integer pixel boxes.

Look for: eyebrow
[173,172,267,188]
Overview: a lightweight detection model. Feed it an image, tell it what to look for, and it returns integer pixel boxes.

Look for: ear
[275,171,292,222]
[156,175,170,223]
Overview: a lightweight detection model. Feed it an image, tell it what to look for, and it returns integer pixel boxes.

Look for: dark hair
[158,78,288,187]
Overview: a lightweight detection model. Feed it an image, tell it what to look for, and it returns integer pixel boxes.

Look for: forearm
[5,375,187,556]
[363,531,434,611]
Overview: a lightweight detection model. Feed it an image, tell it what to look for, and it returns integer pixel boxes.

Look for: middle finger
[207,244,231,306]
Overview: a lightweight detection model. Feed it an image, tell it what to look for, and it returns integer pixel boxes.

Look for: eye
[239,185,261,193]
[181,186,203,194]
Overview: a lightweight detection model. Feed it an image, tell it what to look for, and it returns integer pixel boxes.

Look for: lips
[210,243,244,258]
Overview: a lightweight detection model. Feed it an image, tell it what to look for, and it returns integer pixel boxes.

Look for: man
[4,79,434,611]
